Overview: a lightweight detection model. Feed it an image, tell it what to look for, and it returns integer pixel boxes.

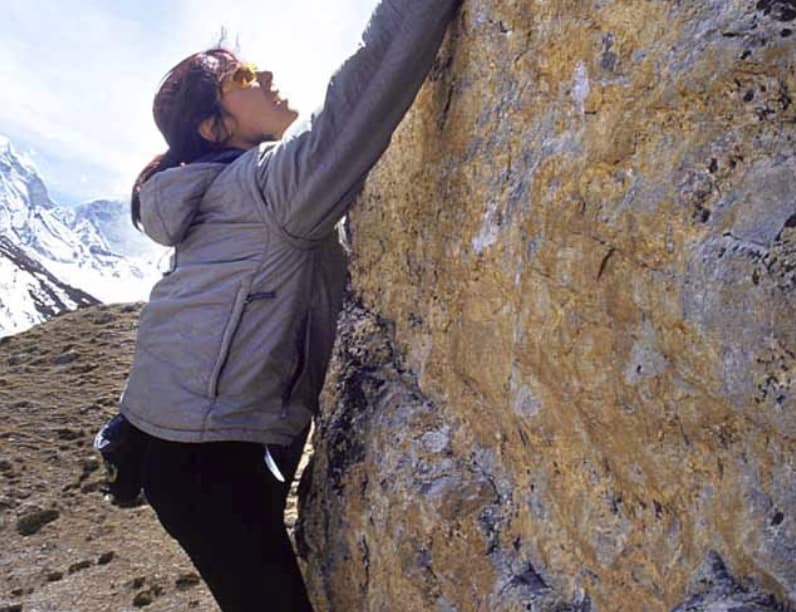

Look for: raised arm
[255,0,461,242]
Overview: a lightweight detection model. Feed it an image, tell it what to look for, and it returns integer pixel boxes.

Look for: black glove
[93,414,150,507]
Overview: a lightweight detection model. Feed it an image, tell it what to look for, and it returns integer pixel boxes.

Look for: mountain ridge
[0,135,167,337]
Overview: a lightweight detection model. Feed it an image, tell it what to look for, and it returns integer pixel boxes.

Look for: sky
[0,0,379,207]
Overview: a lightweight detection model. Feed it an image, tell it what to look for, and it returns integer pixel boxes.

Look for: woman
[106,0,461,609]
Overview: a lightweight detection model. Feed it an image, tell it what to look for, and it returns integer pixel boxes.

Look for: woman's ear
[197,116,216,143]
[197,115,231,143]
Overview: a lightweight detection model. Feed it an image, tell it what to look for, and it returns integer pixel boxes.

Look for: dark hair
[130,47,241,231]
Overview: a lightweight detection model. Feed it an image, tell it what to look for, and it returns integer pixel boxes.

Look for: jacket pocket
[207,286,277,398]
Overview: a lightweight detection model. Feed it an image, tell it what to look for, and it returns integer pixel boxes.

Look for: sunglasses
[220,62,259,95]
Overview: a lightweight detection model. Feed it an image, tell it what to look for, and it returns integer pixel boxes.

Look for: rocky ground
[0,303,313,612]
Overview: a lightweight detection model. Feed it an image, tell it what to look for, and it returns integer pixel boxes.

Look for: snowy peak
[70,199,150,258]
[0,135,168,298]
[68,200,121,258]
[72,198,126,222]
[0,134,170,336]
[0,136,66,262]
[0,138,56,213]
[0,235,100,336]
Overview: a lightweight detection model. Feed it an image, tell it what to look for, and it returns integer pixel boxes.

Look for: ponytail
[130,149,182,231]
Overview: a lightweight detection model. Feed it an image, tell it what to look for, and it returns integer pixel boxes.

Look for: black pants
[141,425,313,612]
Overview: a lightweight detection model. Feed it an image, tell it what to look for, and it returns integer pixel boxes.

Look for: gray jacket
[119,0,460,446]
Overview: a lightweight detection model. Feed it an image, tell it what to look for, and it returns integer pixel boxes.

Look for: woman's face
[202,63,299,148]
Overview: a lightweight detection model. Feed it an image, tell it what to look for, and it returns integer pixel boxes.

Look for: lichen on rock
[299,0,795,610]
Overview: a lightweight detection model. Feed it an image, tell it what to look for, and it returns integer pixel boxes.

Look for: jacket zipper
[245,290,277,303]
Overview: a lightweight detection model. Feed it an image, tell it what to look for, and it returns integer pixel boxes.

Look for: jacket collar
[138,147,247,246]
[193,147,247,164]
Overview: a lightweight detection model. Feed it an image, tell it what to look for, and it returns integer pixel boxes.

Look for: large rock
[298,1,795,610]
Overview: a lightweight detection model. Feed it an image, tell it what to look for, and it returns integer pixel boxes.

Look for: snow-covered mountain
[0,134,169,337]
[69,198,157,259]
[0,235,99,335]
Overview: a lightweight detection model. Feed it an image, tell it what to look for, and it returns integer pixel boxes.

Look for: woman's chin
[283,112,300,132]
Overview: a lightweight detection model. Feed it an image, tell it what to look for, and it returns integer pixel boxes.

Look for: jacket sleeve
[255,0,461,242]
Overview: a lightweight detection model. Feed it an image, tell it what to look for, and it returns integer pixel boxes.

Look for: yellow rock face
[299,1,796,610]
